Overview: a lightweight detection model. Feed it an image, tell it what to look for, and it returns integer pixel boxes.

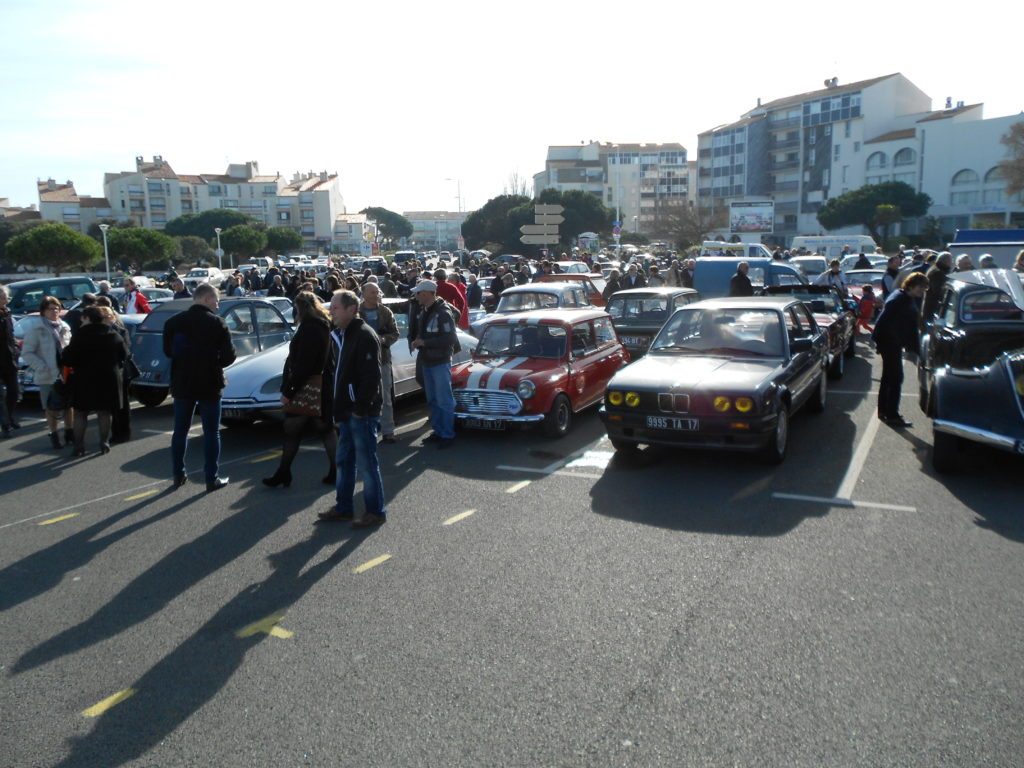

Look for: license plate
[223,409,245,419]
[465,418,506,430]
[646,415,698,431]
[622,335,648,347]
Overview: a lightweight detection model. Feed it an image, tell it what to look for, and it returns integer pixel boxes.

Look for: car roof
[688,296,798,310]
[536,273,596,282]
[500,283,575,295]
[4,275,95,288]
[949,269,1024,309]
[487,308,609,325]
[764,284,836,296]
[609,287,699,298]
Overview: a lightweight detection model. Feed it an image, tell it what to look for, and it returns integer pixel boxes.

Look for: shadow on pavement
[51,524,367,768]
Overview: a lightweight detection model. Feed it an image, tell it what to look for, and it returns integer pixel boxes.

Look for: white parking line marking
[772,492,917,513]
[837,415,881,500]
[394,453,416,467]
[443,509,476,526]
[564,450,614,470]
[506,480,531,494]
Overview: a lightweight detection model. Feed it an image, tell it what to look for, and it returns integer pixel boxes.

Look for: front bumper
[600,406,778,451]
[221,398,282,421]
[933,419,1024,455]
[454,412,545,427]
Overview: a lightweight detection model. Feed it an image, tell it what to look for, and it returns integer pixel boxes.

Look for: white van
[790,235,878,259]
[698,241,775,260]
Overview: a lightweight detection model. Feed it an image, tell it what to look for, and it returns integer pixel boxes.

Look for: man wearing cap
[409,280,459,448]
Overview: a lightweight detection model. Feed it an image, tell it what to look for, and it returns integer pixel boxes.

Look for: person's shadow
[50,524,368,768]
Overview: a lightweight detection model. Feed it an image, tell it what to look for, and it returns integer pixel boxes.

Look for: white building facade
[402,211,468,250]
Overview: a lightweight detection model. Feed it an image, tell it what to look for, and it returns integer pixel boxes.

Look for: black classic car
[606,286,701,359]
[766,284,857,378]
[917,269,1024,471]
[600,297,829,463]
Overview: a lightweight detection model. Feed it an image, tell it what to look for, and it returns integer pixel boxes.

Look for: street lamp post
[214,227,223,270]
[445,177,463,212]
[633,215,639,234]
[98,223,111,282]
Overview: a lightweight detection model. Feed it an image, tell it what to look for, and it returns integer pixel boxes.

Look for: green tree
[816,182,931,243]
[220,224,268,264]
[874,204,902,248]
[650,202,728,250]
[535,188,615,241]
[5,222,102,275]
[107,228,180,271]
[999,121,1024,196]
[462,194,531,250]
[619,232,650,246]
[86,218,135,242]
[175,235,215,266]
[0,219,45,272]
[360,207,413,247]
[163,209,256,239]
[265,226,302,255]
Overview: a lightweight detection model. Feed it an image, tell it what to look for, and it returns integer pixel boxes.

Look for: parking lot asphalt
[1,343,1022,767]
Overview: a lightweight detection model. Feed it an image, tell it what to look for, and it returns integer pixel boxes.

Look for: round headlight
[625,392,641,407]
[735,396,754,413]
[608,391,624,406]
[713,396,732,412]
[517,380,536,399]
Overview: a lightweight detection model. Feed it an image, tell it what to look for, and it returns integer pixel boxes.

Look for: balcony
[771,181,799,192]
[768,116,801,130]
[769,158,800,171]
[769,138,799,150]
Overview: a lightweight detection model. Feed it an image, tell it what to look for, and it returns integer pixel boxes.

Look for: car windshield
[650,307,784,357]
[186,270,207,277]
[607,295,670,322]
[137,305,185,331]
[496,292,559,313]
[477,323,567,359]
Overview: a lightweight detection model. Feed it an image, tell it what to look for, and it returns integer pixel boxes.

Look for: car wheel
[761,405,789,464]
[610,437,639,457]
[133,386,168,408]
[827,349,845,379]
[808,371,827,413]
[543,394,572,438]
[844,333,856,358]
[932,428,959,473]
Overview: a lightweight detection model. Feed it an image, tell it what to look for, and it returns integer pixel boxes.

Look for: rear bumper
[933,419,1023,454]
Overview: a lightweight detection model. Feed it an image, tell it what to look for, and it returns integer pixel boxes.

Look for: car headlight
[608,390,624,406]
[625,392,641,407]
[260,375,283,395]
[517,380,536,399]
[735,396,754,413]
[713,396,732,412]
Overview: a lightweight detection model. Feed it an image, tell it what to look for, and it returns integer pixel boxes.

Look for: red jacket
[436,280,468,330]
[124,289,151,314]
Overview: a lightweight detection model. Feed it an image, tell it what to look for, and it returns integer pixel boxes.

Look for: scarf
[46,318,65,369]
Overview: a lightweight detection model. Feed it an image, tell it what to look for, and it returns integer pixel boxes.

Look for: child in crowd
[857,284,876,334]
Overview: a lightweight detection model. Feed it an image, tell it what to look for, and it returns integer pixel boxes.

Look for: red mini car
[451,308,629,437]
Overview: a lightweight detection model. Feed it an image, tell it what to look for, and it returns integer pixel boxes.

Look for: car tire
[610,437,639,457]
[761,405,789,464]
[827,349,845,379]
[808,371,827,413]
[543,394,572,438]
[133,386,168,408]
[932,428,959,473]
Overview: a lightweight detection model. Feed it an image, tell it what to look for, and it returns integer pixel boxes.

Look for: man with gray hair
[955,254,975,272]
[97,280,121,313]
[409,279,459,448]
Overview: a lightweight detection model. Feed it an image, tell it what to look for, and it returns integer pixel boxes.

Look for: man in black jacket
[872,272,927,428]
[318,289,387,527]
[163,283,236,491]
[408,280,460,448]
[729,262,754,296]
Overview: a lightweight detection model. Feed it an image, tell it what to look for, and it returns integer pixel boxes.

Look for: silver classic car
[219,298,476,424]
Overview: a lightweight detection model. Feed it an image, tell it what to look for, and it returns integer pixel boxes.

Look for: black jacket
[61,322,127,412]
[466,282,483,308]
[729,271,754,297]
[323,318,382,422]
[281,315,331,399]
[0,307,19,374]
[98,291,121,313]
[408,298,459,366]
[162,304,236,400]
[872,289,920,354]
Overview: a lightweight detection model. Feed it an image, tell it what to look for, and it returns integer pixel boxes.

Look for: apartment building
[37,179,115,233]
[402,211,468,250]
[1,198,41,222]
[276,171,347,252]
[333,213,377,256]
[696,73,1024,243]
[533,142,689,232]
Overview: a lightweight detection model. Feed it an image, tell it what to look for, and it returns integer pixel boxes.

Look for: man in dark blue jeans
[163,283,236,491]
[318,289,387,527]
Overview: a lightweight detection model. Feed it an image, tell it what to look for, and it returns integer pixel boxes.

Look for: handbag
[282,374,322,417]
[46,377,69,411]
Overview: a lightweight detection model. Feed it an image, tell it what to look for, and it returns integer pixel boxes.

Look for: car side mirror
[790,337,813,354]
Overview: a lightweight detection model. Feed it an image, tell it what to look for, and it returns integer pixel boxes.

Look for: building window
[147,181,163,194]
[844,121,851,138]
[853,142,860,153]
[950,191,980,205]
[842,165,849,183]
[982,189,1004,204]
[866,152,887,170]
[279,211,291,221]
[301,210,314,220]
[834,145,840,161]
[893,148,917,166]
[984,166,1004,184]
[808,149,816,165]
[823,169,830,186]
[893,172,915,185]
[952,169,979,186]
[208,184,223,196]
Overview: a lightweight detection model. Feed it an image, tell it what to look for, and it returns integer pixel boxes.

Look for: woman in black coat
[871,271,928,428]
[60,306,127,455]
[263,291,338,488]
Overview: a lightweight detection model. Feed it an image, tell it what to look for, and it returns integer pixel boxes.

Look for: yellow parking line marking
[123,489,159,502]
[38,513,79,526]
[249,450,282,464]
[353,554,392,574]
[235,613,294,639]
[507,480,531,494]
[443,509,476,526]
[82,688,135,717]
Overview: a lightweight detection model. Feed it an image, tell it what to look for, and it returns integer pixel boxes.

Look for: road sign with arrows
[520,204,564,245]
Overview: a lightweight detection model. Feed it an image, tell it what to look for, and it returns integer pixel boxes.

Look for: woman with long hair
[263,291,338,488]
[21,295,72,449]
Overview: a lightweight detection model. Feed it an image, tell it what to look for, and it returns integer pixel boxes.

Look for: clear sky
[1,0,1020,215]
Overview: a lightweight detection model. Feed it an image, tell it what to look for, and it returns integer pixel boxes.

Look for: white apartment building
[533,142,689,233]
[332,213,377,256]
[402,211,468,250]
[697,74,1024,244]
[37,179,115,233]
[276,171,347,252]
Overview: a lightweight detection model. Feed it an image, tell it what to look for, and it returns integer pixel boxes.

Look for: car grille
[658,393,690,413]
[454,389,523,416]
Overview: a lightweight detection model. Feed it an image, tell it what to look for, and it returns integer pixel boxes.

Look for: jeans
[421,362,455,439]
[335,416,386,518]
[0,366,18,427]
[171,398,222,482]
[380,361,395,436]
[877,343,904,419]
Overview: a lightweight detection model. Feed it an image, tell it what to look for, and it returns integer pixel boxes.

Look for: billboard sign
[730,201,775,234]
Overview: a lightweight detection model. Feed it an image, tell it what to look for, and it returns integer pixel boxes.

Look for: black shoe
[72,447,86,458]
[48,432,63,450]
[321,468,337,486]
[352,512,387,528]
[1,426,11,439]
[317,506,354,522]
[422,433,442,444]
[9,419,21,429]
[888,415,913,429]
[437,437,455,449]
[64,428,74,445]
[173,474,188,488]
[206,476,229,492]
[99,443,111,455]
[262,469,292,488]
[381,434,397,444]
